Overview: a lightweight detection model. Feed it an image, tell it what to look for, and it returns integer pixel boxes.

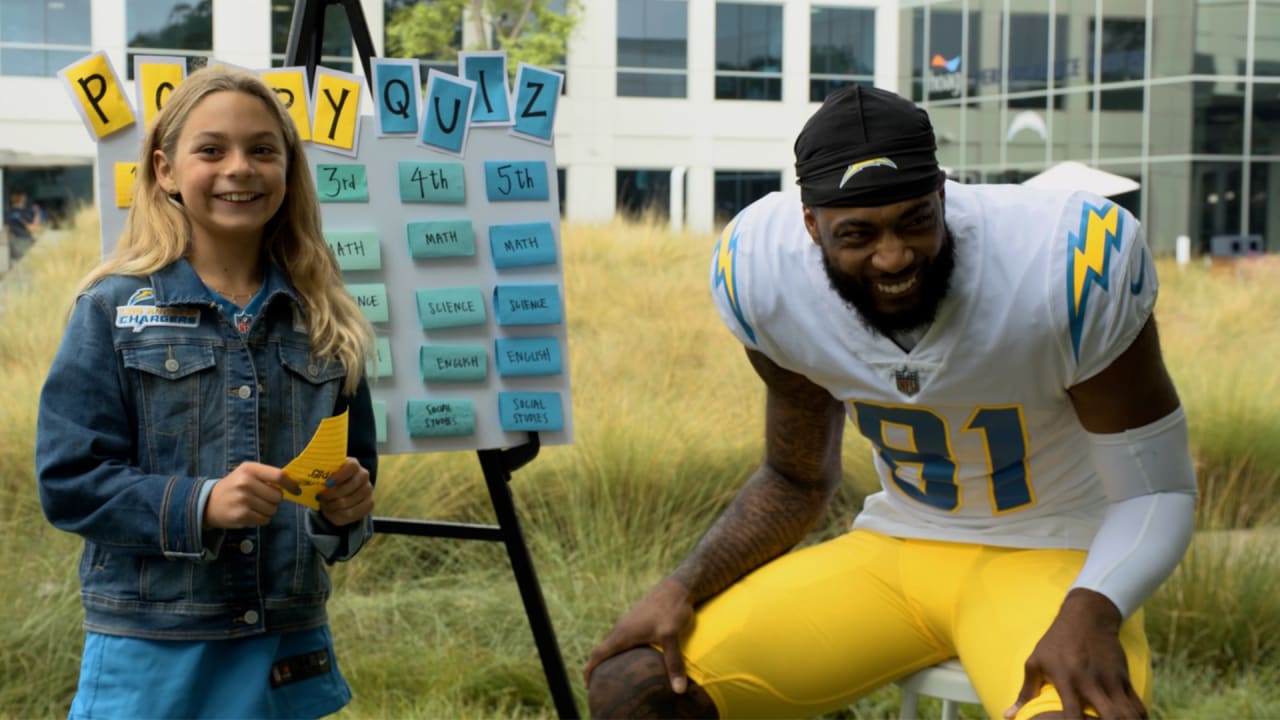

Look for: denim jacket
[36,258,377,640]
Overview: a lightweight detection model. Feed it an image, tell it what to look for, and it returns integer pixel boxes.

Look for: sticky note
[311,67,364,155]
[484,161,549,201]
[407,220,475,259]
[420,69,476,156]
[114,162,138,208]
[511,63,563,144]
[489,222,557,268]
[398,161,465,203]
[372,399,387,444]
[315,164,369,202]
[498,392,564,432]
[58,51,136,139]
[420,344,488,382]
[494,336,562,377]
[460,52,512,124]
[325,231,382,271]
[346,283,390,324]
[133,56,185,128]
[494,285,562,326]
[366,337,393,378]
[282,409,348,509]
[415,287,486,329]
[260,68,311,141]
[371,58,421,135]
[406,399,476,438]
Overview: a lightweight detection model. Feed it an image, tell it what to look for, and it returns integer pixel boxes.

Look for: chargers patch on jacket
[115,287,200,333]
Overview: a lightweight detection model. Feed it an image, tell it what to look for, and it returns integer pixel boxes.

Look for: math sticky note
[366,337,393,379]
[484,161,549,201]
[495,337,562,377]
[315,164,369,202]
[311,67,364,156]
[325,231,382,271]
[282,409,348,510]
[259,67,311,141]
[460,51,512,125]
[498,392,564,432]
[371,58,421,136]
[398,161,465,203]
[346,283,390,324]
[372,399,387,444]
[489,222,557,268]
[406,399,475,438]
[420,69,476,156]
[407,220,475,259]
[415,287,486,329]
[511,63,563,144]
[114,163,138,208]
[494,285,562,326]
[58,51,136,139]
[420,344,488,382]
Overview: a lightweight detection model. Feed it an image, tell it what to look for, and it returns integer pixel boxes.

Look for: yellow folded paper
[281,409,349,510]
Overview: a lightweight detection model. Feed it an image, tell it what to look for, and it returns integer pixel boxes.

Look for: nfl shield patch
[894,367,920,396]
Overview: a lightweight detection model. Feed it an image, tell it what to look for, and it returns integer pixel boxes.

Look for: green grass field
[0,215,1277,718]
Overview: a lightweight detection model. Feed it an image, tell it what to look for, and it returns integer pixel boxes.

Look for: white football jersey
[709,181,1157,550]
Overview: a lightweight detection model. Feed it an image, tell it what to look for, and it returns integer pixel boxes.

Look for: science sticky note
[489,222,557,268]
[325,231,382,271]
[311,67,364,156]
[114,163,138,208]
[282,409,348,510]
[372,399,387,444]
[406,399,475,438]
[346,283,390,324]
[419,69,476,156]
[315,164,369,202]
[484,161,549,201]
[407,220,475,259]
[58,51,136,139]
[420,344,488,382]
[498,392,564,432]
[415,287,486,329]
[259,67,311,141]
[133,55,185,128]
[398,161,465,203]
[494,285,562,326]
[460,51,512,125]
[511,63,563,144]
[366,336,393,379]
[495,337,562,377]
[371,58,421,136]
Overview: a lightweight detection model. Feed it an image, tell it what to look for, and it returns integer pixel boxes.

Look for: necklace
[209,283,261,303]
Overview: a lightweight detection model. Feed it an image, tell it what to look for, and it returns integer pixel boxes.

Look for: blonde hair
[78,66,374,393]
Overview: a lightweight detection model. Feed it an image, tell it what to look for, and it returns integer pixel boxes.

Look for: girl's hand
[317,458,374,527]
[205,462,300,529]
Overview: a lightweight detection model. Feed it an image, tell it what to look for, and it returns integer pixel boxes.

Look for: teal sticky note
[494,284,562,326]
[420,344,487,382]
[484,161,549,201]
[316,164,369,202]
[407,220,475,259]
[511,65,562,143]
[420,71,475,155]
[325,231,382,271]
[498,392,564,432]
[398,161,465,203]
[406,398,476,437]
[415,287,486,329]
[346,283,390,323]
[489,222,557,268]
[372,399,387,444]
[366,337,393,378]
[494,336,561,377]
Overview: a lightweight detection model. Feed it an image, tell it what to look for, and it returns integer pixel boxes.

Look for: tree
[385,0,581,73]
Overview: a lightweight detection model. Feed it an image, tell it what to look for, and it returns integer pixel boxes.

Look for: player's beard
[821,226,957,338]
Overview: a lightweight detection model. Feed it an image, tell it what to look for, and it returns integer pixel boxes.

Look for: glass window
[1248,163,1274,252]
[126,0,214,79]
[272,1,354,72]
[1005,12,1068,110]
[383,0,463,78]
[809,6,874,102]
[0,0,93,77]
[1088,17,1144,111]
[1256,0,1280,75]
[617,0,688,98]
[714,171,780,225]
[1252,82,1280,154]
[914,6,982,103]
[1192,161,1243,253]
[715,3,783,101]
[1194,1,1248,77]
[617,169,671,220]
[1193,81,1244,155]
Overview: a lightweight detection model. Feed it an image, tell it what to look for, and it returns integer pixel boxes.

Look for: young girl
[36,67,378,719]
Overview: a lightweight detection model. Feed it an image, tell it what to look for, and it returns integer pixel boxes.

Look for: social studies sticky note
[420,69,476,156]
[415,287,486,329]
[484,161,549,201]
[420,344,488,382]
[133,55,185,128]
[511,63,563,144]
[260,67,311,141]
[114,163,138,208]
[407,220,475,259]
[489,222,557,268]
[282,409,349,510]
[498,392,564,432]
[495,337,562,377]
[346,283,390,323]
[398,161,465,203]
[315,164,369,202]
[406,399,476,438]
[371,58,421,136]
[366,337,393,379]
[325,231,382,271]
[494,285,562,326]
[58,51,136,139]
[311,67,364,156]
[372,399,387,444]
[460,51,512,125]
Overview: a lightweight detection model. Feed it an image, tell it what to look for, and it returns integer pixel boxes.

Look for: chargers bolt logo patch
[840,157,898,188]
[115,287,200,333]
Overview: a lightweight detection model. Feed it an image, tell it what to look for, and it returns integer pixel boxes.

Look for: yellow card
[58,51,136,139]
[260,68,312,142]
[282,409,349,510]
[113,162,138,208]
[135,57,186,128]
[311,68,364,155]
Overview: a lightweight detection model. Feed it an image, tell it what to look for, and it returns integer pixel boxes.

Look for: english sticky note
[484,161,549,201]
[406,399,476,438]
[325,231,382,270]
[498,392,564,432]
[407,220,475,259]
[494,285,562,326]
[316,164,369,202]
[420,344,488,382]
[366,337,393,379]
[346,283,390,323]
[372,399,387,444]
[399,161,465,203]
[494,336,561,377]
[489,222,557,268]
[415,287,486,329]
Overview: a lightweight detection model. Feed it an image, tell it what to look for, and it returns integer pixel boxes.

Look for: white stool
[897,658,982,720]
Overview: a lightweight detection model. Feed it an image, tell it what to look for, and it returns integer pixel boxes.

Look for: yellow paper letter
[311,70,363,153]
[58,52,136,139]
[114,163,138,208]
[260,68,312,142]
[136,58,186,128]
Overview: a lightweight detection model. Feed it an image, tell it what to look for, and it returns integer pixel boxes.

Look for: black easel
[284,3,578,717]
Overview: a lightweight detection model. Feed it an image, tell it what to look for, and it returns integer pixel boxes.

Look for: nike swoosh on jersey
[1129,250,1147,295]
